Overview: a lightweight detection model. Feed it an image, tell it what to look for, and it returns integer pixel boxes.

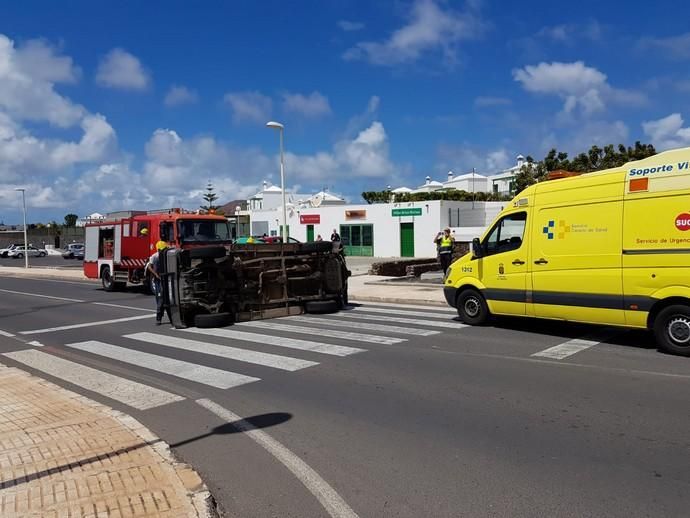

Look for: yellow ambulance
[443,146,690,356]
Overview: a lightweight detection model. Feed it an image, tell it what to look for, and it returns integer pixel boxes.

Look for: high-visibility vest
[439,235,453,254]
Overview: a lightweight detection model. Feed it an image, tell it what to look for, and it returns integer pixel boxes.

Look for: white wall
[248,200,505,257]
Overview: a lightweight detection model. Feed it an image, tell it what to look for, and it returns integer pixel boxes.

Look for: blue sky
[1,0,690,223]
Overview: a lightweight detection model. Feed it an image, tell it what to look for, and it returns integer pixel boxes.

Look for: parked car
[62,243,85,260]
[8,245,47,258]
[0,243,25,258]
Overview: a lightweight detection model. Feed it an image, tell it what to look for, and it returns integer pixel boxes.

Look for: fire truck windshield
[177,219,231,244]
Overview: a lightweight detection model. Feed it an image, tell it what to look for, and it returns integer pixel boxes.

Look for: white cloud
[164,85,198,107]
[223,91,273,124]
[474,96,512,108]
[343,0,484,66]
[436,145,514,174]
[282,91,331,118]
[642,113,690,150]
[536,21,602,43]
[338,20,364,32]
[638,32,690,60]
[14,38,81,83]
[513,61,644,116]
[96,48,150,90]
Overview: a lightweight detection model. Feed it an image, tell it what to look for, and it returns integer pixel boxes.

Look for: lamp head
[266,121,284,130]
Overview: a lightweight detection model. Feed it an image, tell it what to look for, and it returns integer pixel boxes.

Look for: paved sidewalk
[0,363,214,518]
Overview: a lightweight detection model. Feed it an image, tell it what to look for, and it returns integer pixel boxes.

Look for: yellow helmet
[140,228,149,235]
[155,240,168,251]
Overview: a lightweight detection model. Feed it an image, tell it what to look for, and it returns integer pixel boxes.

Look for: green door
[306,225,314,242]
[340,224,374,256]
[400,223,414,257]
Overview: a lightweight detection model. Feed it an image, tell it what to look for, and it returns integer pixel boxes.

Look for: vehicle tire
[101,266,116,292]
[456,288,489,325]
[16,253,23,259]
[654,305,690,357]
[194,312,233,328]
[39,252,46,257]
[189,246,227,260]
[305,300,339,314]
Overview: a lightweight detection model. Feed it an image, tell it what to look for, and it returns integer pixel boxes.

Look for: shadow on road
[0,412,292,490]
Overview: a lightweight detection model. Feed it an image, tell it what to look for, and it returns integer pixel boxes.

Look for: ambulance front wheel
[457,289,489,325]
[654,305,690,357]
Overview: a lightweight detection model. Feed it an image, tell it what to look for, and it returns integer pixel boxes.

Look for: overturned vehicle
[160,239,350,328]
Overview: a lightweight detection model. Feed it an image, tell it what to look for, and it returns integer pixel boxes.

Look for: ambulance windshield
[177,219,232,243]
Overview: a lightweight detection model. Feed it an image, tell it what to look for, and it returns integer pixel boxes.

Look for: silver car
[0,243,24,257]
[8,245,47,258]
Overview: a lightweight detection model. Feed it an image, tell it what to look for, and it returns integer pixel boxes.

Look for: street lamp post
[266,121,288,242]
[14,188,28,269]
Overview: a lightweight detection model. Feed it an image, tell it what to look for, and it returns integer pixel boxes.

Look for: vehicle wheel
[189,246,227,259]
[101,267,116,292]
[456,288,489,325]
[194,312,233,328]
[39,252,46,257]
[16,253,24,259]
[305,300,339,314]
[654,305,690,357]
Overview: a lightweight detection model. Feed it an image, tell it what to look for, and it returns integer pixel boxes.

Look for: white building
[443,171,489,193]
[245,199,505,258]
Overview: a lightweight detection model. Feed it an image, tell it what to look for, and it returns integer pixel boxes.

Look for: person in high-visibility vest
[434,227,455,274]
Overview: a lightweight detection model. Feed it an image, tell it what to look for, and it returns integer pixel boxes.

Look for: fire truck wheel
[194,312,233,328]
[305,300,339,314]
[101,267,116,292]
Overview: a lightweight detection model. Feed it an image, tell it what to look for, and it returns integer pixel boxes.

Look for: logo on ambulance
[676,213,690,231]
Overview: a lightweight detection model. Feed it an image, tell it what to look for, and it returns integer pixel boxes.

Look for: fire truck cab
[84,209,231,291]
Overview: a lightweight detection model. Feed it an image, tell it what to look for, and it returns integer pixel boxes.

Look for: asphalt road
[0,275,688,518]
[0,255,83,268]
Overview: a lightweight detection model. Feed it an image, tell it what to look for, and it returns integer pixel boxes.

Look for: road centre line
[65,340,259,389]
[196,398,359,518]
[0,288,84,302]
[348,306,454,320]
[125,332,318,371]
[182,327,365,357]
[236,320,406,345]
[3,349,184,410]
[349,300,456,314]
[286,316,440,336]
[531,329,624,360]
[330,312,465,329]
[20,314,156,335]
[93,302,155,312]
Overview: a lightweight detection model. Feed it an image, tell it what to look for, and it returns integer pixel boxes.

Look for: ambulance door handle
[512,259,525,266]
[534,258,549,265]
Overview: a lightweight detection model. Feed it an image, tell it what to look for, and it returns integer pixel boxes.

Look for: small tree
[200,182,220,211]
[64,213,78,227]
[513,156,548,194]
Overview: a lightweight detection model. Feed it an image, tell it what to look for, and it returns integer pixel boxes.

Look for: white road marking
[20,314,156,335]
[236,321,405,345]
[64,340,259,389]
[0,329,15,337]
[27,340,44,347]
[0,288,84,302]
[330,312,465,330]
[287,316,440,337]
[124,332,318,372]
[531,330,623,360]
[93,302,155,312]
[349,300,456,314]
[182,327,365,357]
[196,398,359,518]
[3,349,183,410]
[348,306,453,320]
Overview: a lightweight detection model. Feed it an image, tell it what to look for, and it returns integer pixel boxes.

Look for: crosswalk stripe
[236,321,405,345]
[2,349,183,410]
[0,329,15,337]
[64,340,259,389]
[347,306,452,320]
[330,312,465,330]
[124,332,318,372]
[531,329,623,360]
[181,328,365,357]
[349,300,456,314]
[287,316,440,336]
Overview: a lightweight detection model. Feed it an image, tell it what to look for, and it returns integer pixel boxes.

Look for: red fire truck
[84,209,231,291]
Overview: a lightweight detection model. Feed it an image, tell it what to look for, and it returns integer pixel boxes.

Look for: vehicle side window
[160,222,174,242]
[483,212,527,257]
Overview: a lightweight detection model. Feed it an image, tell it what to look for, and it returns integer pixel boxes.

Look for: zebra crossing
[1,303,462,411]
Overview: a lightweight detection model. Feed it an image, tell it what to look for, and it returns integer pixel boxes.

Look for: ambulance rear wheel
[654,305,690,357]
[457,289,489,325]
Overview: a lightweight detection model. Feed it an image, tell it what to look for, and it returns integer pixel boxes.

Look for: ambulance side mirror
[472,238,483,258]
